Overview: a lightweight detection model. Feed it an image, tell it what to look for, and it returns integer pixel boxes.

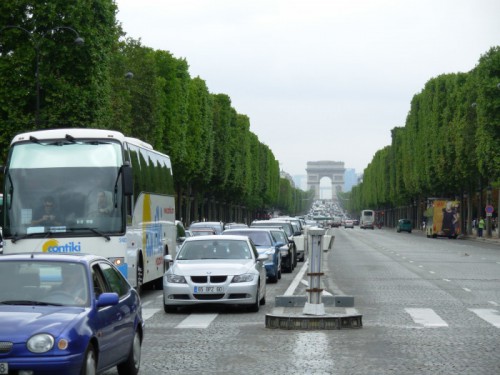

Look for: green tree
[0,0,118,151]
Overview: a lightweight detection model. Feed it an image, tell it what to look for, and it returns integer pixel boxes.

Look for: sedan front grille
[194,294,225,300]
[210,276,227,283]
[190,276,227,283]
[0,341,13,353]
[228,293,249,299]
[191,276,208,283]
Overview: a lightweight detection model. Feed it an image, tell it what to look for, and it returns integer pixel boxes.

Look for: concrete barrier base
[265,313,363,330]
[275,294,354,307]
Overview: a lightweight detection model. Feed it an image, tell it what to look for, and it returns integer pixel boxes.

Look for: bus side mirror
[122,164,133,196]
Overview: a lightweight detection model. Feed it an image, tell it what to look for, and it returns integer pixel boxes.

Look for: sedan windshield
[178,240,252,260]
[0,261,89,306]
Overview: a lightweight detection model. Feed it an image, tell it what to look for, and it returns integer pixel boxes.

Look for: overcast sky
[114,0,500,177]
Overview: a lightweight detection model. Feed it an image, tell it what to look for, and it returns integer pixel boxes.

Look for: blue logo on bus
[42,239,82,253]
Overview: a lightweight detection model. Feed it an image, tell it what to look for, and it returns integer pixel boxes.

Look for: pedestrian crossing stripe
[143,307,500,329]
[469,308,500,328]
[405,308,500,328]
[405,308,448,327]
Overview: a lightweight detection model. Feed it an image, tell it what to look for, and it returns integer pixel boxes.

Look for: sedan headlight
[166,274,187,284]
[232,274,255,283]
[27,333,54,353]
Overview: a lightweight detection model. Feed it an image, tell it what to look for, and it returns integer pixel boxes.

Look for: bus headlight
[109,257,125,267]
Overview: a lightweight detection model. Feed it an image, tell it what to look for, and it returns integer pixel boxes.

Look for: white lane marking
[463,288,471,292]
[142,308,160,320]
[488,301,499,307]
[405,308,448,327]
[429,271,435,274]
[175,313,218,329]
[469,309,500,328]
[443,279,451,282]
[284,261,309,296]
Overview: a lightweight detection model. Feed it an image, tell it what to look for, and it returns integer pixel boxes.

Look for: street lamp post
[486,185,492,238]
[0,25,84,126]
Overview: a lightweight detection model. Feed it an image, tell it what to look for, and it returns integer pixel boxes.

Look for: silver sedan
[163,235,267,312]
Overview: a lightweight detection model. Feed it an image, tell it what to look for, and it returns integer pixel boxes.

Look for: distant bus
[360,209,375,229]
[1,128,176,292]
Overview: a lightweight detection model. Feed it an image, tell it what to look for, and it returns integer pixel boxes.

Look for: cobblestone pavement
[103,227,500,375]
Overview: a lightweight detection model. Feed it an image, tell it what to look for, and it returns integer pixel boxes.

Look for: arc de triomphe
[306,161,345,200]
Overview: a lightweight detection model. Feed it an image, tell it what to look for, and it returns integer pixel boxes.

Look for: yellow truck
[425,199,461,239]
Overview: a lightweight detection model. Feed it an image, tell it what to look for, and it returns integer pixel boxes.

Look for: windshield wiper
[1,300,63,306]
[68,227,111,241]
[11,229,59,244]
[11,233,32,243]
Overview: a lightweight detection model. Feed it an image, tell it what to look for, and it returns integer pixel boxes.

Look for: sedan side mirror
[96,292,119,307]
[257,254,268,262]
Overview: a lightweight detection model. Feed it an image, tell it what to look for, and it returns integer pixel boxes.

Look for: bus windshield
[3,141,125,237]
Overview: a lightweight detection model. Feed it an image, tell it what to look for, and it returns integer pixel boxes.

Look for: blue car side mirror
[96,292,119,307]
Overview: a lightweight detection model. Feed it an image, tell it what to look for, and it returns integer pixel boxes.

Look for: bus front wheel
[136,263,143,294]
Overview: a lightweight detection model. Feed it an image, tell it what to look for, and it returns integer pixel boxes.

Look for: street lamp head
[497,82,500,90]
[74,36,84,45]
[125,72,134,79]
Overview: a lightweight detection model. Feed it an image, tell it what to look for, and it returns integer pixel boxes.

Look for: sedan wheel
[284,253,293,273]
[81,345,97,375]
[164,296,178,313]
[117,330,142,375]
[248,285,260,312]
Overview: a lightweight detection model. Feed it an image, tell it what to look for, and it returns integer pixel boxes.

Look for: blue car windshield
[0,261,89,307]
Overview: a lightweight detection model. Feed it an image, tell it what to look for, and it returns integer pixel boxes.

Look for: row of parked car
[0,217,308,374]
[164,217,308,313]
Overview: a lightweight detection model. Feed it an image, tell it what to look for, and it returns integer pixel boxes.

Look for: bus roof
[11,128,127,145]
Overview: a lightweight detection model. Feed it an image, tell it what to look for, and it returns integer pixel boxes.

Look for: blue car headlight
[166,274,187,283]
[232,274,255,283]
[27,333,54,353]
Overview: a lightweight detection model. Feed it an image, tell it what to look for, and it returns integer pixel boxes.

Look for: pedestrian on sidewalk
[478,217,485,237]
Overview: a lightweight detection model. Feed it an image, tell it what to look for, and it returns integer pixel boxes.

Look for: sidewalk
[462,234,500,246]
[412,228,500,246]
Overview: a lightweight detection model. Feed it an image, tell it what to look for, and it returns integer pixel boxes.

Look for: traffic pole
[303,228,325,315]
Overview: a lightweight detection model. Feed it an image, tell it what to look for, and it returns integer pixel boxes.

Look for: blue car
[0,253,144,375]
[222,228,283,283]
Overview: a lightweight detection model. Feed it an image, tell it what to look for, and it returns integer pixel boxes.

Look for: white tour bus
[360,209,375,229]
[1,128,176,292]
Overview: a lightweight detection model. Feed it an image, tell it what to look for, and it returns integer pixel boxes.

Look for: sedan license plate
[193,285,225,293]
[0,363,8,375]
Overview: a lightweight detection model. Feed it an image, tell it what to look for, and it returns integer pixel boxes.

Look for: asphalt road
[105,227,500,375]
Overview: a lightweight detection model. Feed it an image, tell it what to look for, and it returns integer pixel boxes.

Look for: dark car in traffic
[397,219,412,233]
[222,227,283,282]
